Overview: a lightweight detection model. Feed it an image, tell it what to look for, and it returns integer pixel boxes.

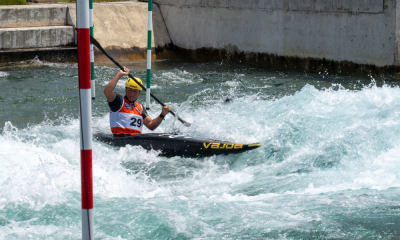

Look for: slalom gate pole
[146,0,152,110]
[76,0,94,239]
[89,0,95,99]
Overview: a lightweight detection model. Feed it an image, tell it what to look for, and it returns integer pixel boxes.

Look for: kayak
[94,132,261,157]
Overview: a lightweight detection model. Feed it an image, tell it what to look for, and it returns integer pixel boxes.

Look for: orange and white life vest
[110,97,144,135]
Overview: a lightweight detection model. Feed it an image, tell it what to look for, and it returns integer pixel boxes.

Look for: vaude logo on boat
[203,142,243,149]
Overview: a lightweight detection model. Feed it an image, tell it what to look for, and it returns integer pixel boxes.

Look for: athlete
[104,66,171,135]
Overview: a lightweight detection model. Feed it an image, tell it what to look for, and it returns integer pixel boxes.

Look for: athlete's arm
[104,67,130,102]
[108,93,124,112]
[143,105,172,130]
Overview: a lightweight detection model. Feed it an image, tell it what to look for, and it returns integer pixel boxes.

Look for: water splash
[1,62,400,239]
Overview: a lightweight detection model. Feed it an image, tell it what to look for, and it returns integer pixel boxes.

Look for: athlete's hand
[118,66,130,77]
[162,105,171,116]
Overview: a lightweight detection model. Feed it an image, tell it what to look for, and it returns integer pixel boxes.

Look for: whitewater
[0,59,399,239]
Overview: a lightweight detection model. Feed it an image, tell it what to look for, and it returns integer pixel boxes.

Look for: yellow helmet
[125,77,142,91]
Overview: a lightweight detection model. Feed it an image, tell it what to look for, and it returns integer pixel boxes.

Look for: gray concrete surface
[0,5,69,28]
[155,0,385,13]
[1,0,399,72]
[0,4,76,64]
[155,0,399,71]
[0,1,173,64]
[0,26,74,49]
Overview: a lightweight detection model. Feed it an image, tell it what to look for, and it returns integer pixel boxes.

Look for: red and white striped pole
[76,0,94,239]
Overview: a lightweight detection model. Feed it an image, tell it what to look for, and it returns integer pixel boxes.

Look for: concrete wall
[0,4,75,63]
[66,1,174,62]
[0,26,74,49]
[0,5,69,28]
[0,5,75,50]
[2,1,399,72]
[155,0,385,13]
[0,2,173,64]
[155,0,400,72]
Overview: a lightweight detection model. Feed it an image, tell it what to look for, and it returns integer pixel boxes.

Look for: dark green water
[1,58,400,239]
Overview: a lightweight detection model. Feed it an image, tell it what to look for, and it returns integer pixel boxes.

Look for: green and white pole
[89,0,95,99]
[146,0,152,110]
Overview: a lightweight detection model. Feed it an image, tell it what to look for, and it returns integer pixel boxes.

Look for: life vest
[110,97,144,135]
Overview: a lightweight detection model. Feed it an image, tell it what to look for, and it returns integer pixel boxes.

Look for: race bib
[110,112,143,133]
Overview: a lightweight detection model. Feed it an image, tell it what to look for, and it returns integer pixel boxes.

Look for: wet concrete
[174,46,400,74]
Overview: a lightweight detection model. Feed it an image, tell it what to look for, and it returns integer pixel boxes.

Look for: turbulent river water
[1,58,400,239]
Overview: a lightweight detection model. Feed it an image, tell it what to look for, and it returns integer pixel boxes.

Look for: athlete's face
[125,88,141,102]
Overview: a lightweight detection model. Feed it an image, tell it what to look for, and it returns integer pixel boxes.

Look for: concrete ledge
[155,0,385,13]
[0,26,74,49]
[0,5,68,28]
[175,46,400,74]
[0,46,77,65]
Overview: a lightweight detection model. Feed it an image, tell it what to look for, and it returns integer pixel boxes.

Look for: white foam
[0,71,9,77]
[0,220,127,240]
[3,77,400,238]
[153,69,203,84]
[0,221,81,240]
[223,80,240,87]
[0,122,80,209]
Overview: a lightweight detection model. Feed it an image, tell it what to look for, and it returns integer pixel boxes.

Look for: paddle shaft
[89,35,191,127]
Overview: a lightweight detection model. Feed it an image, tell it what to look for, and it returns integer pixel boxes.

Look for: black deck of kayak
[94,132,261,157]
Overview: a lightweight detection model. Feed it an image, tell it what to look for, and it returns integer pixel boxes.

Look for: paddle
[89,35,191,127]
